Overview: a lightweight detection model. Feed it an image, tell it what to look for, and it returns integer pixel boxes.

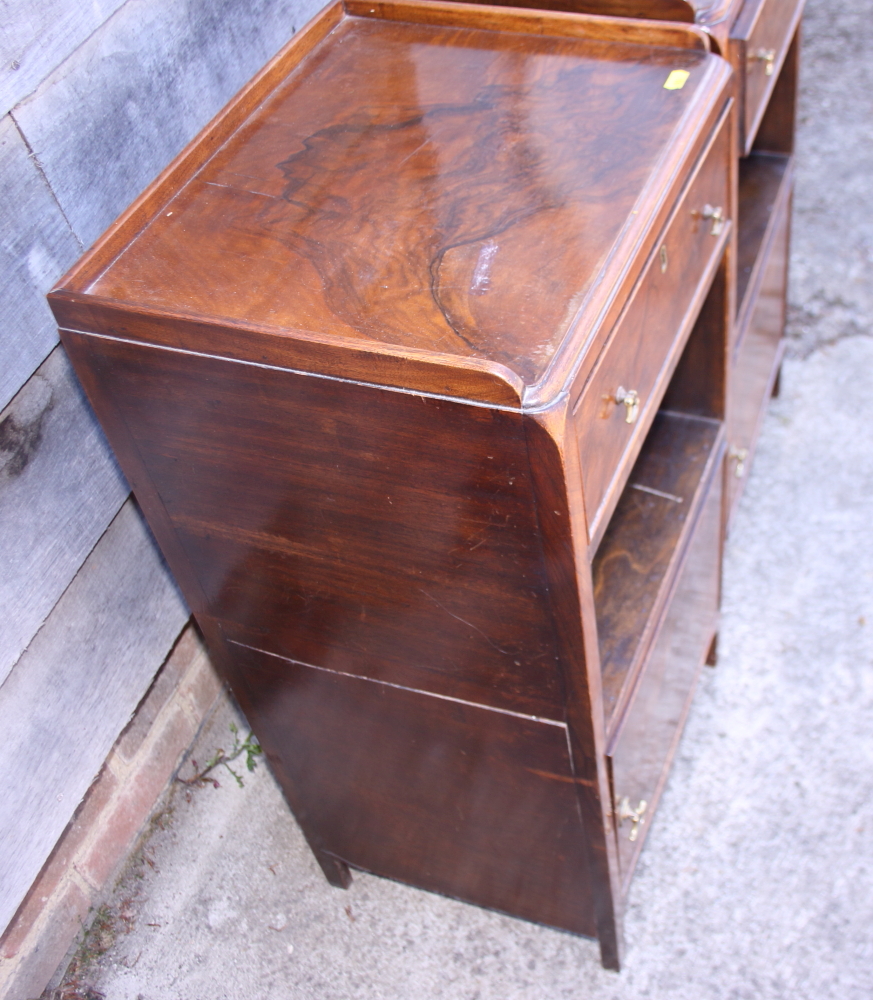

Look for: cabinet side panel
[61,332,563,720]
[524,409,622,969]
[217,639,596,936]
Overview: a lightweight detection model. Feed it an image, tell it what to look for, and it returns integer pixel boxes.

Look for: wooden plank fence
[0,114,80,411]
[0,499,188,934]
[0,0,324,953]
[0,347,129,684]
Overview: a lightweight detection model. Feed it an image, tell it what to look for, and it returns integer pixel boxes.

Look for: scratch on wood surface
[525,767,595,787]
[229,638,566,728]
[418,587,513,655]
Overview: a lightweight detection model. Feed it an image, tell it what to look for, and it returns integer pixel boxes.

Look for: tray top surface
[88,13,712,389]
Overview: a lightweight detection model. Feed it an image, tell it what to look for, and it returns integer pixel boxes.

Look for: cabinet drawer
[730,0,804,154]
[573,113,731,542]
[607,471,721,885]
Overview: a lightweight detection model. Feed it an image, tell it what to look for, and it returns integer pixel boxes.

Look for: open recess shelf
[593,409,723,735]
[736,151,793,325]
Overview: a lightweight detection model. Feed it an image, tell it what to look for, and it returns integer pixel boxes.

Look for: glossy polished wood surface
[439,0,745,29]
[82,8,716,393]
[62,330,566,721]
[444,0,697,22]
[218,638,597,935]
[572,109,730,540]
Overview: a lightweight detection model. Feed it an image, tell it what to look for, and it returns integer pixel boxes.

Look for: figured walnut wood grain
[68,10,717,397]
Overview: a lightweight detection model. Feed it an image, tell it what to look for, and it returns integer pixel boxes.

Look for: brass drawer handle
[617,796,647,842]
[615,387,640,424]
[701,204,725,236]
[729,445,749,478]
[750,48,776,76]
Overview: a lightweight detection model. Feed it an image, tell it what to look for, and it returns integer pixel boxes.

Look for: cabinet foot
[317,852,353,889]
[705,633,718,667]
[771,366,782,398]
[598,926,623,972]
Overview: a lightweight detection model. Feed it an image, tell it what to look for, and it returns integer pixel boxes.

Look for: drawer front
[574,114,730,542]
[732,0,804,153]
[727,194,790,507]
[608,473,721,884]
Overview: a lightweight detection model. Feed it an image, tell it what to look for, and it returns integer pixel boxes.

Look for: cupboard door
[211,637,597,936]
[607,470,721,885]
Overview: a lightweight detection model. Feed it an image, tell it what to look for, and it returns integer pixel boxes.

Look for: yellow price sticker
[663,69,690,90]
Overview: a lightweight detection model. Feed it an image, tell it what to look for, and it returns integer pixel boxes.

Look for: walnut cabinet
[50,1,737,969]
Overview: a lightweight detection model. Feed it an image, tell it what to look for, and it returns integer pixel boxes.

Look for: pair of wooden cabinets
[49,0,799,970]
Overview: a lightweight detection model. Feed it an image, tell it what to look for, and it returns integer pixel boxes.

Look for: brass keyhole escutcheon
[729,445,748,478]
[751,47,776,75]
[701,203,725,237]
[659,244,668,273]
[615,386,640,424]
[617,796,647,842]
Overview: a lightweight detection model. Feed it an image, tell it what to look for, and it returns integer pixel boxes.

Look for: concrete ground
[45,0,873,996]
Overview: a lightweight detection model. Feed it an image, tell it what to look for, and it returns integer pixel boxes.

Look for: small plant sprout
[177,722,263,791]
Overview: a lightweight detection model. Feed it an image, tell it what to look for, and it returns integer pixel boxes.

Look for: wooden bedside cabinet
[49,0,734,969]
[447,0,803,520]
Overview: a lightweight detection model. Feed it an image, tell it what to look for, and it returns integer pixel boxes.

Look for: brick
[0,767,117,960]
[59,766,122,872]
[115,620,196,763]
[0,878,90,1000]
[75,704,196,889]
[179,646,223,722]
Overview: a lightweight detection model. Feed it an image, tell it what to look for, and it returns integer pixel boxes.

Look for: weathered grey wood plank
[0,346,130,684]
[0,498,189,933]
[0,113,81,411]
[0,0,127,117]
[13,0,324,249]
